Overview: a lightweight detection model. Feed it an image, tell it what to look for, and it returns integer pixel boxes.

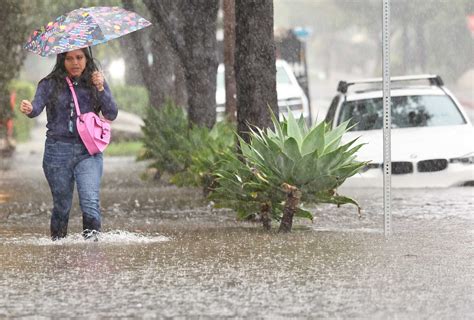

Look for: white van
[216,59,310,122]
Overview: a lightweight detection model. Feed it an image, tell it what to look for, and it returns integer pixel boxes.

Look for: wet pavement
[1,141,473,318]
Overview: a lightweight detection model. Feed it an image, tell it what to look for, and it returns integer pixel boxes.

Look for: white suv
[216,59,310,122]
[325,75,474,188]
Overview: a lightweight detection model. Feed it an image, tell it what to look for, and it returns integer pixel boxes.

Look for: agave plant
[210,150,285,230]
[212,111,367,232]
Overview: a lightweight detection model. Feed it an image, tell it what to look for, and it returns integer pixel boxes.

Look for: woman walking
[20,48,118,240]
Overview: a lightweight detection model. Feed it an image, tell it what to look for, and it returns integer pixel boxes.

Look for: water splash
[1,230,170,246]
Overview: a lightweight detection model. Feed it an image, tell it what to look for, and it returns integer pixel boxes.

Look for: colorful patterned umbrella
[24,6,151,57]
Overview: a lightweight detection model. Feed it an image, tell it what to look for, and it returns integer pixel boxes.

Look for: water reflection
[0,192,10,204]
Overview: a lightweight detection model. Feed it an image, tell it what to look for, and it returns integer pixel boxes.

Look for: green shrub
[139,100,236,193]
[139,100,192,177]
[171,120,236,194]
[109,84,149,117]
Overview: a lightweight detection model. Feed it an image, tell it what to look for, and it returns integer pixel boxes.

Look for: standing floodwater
[1,150,473,318]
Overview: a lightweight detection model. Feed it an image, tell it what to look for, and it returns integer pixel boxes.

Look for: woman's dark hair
[42,47,102,113]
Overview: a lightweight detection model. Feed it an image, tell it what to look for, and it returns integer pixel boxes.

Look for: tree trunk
[223,0,237,122]
[150,26,177,109]
[185,66,217,128]
[0,1,28,138]
[148,0,219,128]
[278,183,301,233]
[235,0,278,142]
[260,202,272,231]
[181,1,218,128]
[129,0,183,110]
[174,60,188,108]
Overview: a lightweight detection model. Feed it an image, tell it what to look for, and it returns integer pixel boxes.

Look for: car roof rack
[337,74,444,93]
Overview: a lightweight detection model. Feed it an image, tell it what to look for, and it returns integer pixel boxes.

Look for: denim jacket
[29,77,118,143]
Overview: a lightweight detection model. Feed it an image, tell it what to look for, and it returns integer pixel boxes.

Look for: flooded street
[1,0,472,318]
[1,150,473,319]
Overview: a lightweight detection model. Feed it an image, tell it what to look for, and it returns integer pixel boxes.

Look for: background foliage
[8,80,35,142]
[110,84,149,118]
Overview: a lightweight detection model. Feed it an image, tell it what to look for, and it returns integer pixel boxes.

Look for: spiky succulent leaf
[297,115,309,133]
[301,121,325,156]
[286,110,303,145]
[307,191,361,217]
[295,207,314,221]
[283,137,302,162]
[292,150,319,185]
[323,120,350,154]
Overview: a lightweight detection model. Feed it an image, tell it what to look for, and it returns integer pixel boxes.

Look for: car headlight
[449,152,474,165]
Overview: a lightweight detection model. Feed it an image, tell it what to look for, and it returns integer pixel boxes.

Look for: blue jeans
[42,138,103,239]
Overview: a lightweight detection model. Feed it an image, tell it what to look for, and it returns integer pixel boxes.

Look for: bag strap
[66,77,81,116]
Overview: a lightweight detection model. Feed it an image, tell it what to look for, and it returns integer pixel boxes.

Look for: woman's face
[64,49,87,78]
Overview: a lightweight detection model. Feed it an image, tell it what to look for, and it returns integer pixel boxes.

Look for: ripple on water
[1,230,170,246]
[312,226,383,234]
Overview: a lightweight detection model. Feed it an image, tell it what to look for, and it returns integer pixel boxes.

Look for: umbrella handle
[88,47,98,71]
[88,47,102,72]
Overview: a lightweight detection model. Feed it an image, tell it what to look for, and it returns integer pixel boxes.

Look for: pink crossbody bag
[66,77,111,155]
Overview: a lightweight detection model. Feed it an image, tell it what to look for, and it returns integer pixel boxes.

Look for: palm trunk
[235,0,278,142]
[279,183,301,233]
[174,61,188,108]
[182,0,219,128]
[260,202,272,231]
[185,65,217,128]
[146,0,219,128]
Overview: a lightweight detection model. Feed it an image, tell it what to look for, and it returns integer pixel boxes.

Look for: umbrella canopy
[24,6,151,57]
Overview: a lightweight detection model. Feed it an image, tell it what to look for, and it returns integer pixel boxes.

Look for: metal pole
[382,0,392,238]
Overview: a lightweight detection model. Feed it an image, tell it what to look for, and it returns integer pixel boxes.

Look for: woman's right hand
[20,100,33,115]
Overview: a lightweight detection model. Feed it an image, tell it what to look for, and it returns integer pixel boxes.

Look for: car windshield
[339,95,466,131]
[276,66,292,85]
